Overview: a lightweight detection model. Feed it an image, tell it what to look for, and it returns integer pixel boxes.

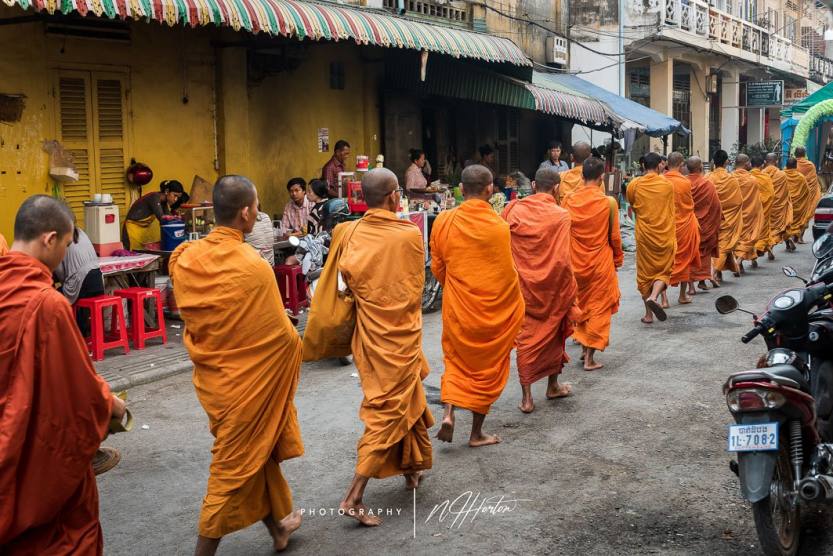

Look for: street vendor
[322,139,350,198]
[306,179,332,236]
[280,177,312,235]
[55,226,104,336]
[122,180,184,250]
[405,149,443,205]
[539,141,569,172]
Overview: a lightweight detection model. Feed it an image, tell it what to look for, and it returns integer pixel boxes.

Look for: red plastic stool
[114,287,168,349]
[74,295,130,361]
[274,264,308,315]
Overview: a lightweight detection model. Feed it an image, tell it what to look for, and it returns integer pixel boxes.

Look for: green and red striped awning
[4,0,531,67]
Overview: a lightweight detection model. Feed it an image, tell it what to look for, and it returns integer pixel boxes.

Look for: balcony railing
[663,0,809,74]
[382,0,470,26]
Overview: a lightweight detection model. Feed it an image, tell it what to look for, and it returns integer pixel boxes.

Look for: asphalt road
[98,245,833,555]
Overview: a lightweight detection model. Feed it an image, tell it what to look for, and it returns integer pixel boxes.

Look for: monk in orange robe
[0,232,7,255]
[431,164,524,447]
[731,154,764,274]
[170,177,303,555]
[764,153,794,252]
[708,150,743,282]
[687,156,722,292]
[562,157,623,370]
[329,169,433,526]
[785,157,814,244]
[625,152,675,324]
[796,146,821,242]
[0,195,124,555]
[663,152,700,305]
[502,167,578,413]
[558,141,592,203]
[749,154,776,263]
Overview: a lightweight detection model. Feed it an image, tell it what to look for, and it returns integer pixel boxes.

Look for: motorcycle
[717,257,833,554]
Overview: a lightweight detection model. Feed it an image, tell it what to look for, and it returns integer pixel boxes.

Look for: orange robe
[733,169,764,262]
[563,185,623,351]
[785,169,813,236]
[0,252,112,555]
[0,233,7,255]
[751,168,775,252]
[170,227,303,539]
[797,157,822,212]
[625,172,676,296]
[558,164,583,204]
[665,170,701,285]
[337,209,433,478]
[431,199,525,415]
[708,167,743,271]
[502,193,579,385]
[689,174,721,281]
[764,165,793,246]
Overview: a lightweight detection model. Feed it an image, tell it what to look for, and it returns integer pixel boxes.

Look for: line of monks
[0,140,823,554]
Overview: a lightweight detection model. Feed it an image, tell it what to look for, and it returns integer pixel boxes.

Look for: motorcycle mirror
[783,266,798,278]
[715,295,739,315]
[812,233,833,259]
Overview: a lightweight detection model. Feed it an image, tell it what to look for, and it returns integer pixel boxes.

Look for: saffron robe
[797,157,822,211]
[0,252,112,555]
[431,199,525,415]
[563,185,623,351]
[763,165,793,246]
[665,170,701,285]
[625,172,676,296]
[750,168,776,252]
[689,174,722,281]
[338,209,434,478]
[785,169,813,236]
[502,194,579,385]
[708,167,743,272]
[558,164,583,204]
[733,168,764,261]
[170,227,303,538]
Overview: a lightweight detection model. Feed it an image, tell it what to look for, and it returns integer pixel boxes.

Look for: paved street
[98,245,832,555]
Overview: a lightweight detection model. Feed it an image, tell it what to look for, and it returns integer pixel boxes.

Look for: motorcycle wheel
[422,267,440,313]
[751,444,800,556]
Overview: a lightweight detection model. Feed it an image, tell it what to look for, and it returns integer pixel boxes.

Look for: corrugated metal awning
[4,0,531,67]
[527,72,618,129]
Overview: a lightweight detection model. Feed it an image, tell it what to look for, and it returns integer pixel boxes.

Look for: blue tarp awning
[532,72,689,137]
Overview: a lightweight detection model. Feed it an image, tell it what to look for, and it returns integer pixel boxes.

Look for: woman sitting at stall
[405,148,442,206]
[122,180,184,250]
[305,179,331,236]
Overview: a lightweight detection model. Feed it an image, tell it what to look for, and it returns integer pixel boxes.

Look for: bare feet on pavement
[469,432,501,448]
[339,501,382,527]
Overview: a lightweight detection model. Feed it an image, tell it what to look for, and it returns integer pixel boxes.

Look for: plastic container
[161,222,187,251]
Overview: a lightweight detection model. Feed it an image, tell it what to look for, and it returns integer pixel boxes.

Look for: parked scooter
[717,274,833,555]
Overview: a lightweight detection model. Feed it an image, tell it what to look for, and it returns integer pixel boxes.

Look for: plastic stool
[273,264,308,315]
[114,287,168,349]
[74,295,130,361]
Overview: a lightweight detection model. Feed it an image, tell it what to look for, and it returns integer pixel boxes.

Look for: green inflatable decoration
[791,98,833,155]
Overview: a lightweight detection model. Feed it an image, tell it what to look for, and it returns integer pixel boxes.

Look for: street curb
[106,359,193,392]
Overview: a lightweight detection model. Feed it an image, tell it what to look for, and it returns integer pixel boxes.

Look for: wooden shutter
[58,73,95,222]
[93,76,128,215]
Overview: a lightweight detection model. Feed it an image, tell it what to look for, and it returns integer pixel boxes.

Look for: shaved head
[572,142,592,165]
[750,154,764,168]
[534,167,560,193]
[686,156,703,174]
[735,153,750,169]
[795,146,807,158]
[14,194,74,241]
[765,152,779,166]
[667,151,684,170]
[213,175,257,226]
[643,152,662,171]
[461,164,494,196]
[361,167,398,207]
[582,157,605,181]
[786,157,798,169]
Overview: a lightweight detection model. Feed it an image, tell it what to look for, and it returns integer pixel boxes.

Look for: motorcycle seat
[767,364,811,393]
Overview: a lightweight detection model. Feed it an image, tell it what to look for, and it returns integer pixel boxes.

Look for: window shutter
[58,75,94,222]
[93,77,128,215]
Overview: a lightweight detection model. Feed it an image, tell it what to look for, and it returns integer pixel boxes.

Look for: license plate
[727,423,779,452]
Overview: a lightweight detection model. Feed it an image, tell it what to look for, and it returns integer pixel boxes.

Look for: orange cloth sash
[0,252,112,555]
[625,172,676,296]
[558,165,583,204]
[689,174,721,281]
[431,199,525,414]
[751,168,775,252]
[785,169,813,236]
[707,167,743,272]
[502,193,579,385]
[338,209,434,478]
[666,170,701,285]
[170,227,303,539]
[563,185,623,351]
[732,169,764,261]
[763,165,793,245]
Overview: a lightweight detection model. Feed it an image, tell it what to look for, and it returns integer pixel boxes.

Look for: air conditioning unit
[546,36,568,65]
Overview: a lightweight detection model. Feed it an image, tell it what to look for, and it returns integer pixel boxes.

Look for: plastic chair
[74,295,130,361]
[273,264,309,315]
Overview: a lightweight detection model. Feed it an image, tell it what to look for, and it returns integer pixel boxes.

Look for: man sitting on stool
[55,225,105,337]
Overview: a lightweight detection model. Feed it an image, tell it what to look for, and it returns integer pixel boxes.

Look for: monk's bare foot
[437,415,454,443]
[710,279,721,288]
[469,432,501,448]
[579,347,586,362]
[687,284,696,296]
[339,501,382,527]
[641,315,653,324]
[584,358,604,370]
[661,298,670,309]
[751,259,758,269]
[404,471,423,489]
[645,299,667,322]
[786,239,796,252]
[678,294,692,305]
[767,249,775,261]
[547,382,573,398]
[273,511,302,551]
[697,280,710,291]
[519,398,534,413]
